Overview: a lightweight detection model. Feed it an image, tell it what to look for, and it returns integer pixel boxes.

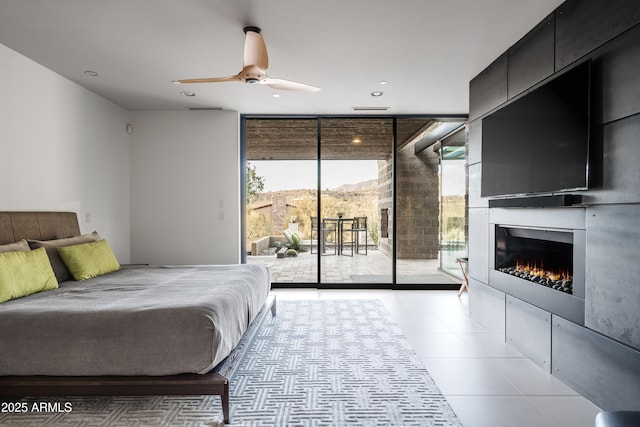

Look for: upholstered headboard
[0,212,81,245]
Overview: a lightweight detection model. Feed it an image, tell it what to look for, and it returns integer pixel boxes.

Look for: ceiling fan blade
[262,78,321,92]
[174,75,242,84]
[174,27,317,93]
[243,26,268,70]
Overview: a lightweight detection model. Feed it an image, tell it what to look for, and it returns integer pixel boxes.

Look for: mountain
[332,179,378,192]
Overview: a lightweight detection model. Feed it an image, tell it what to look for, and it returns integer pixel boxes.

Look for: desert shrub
[246,210,273,241]
[285,249,298,257]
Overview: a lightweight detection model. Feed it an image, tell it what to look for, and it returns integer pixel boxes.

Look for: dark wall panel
[469,278,506,338]
[507,14,555,99]
[469,53,508,121]
[467,119,481,166]
[506,296,551,373]
[468,208,489,283]
[596,25,640,124]
[556,0,640,71]
[586,114,640,204]
[585,204,640,350]
[553,316,640,410]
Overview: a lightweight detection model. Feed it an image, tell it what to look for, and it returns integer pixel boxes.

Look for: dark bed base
[0,294,276,424]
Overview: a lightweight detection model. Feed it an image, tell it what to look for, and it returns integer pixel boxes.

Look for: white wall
[0,43,131,262]
[130,110,240,265]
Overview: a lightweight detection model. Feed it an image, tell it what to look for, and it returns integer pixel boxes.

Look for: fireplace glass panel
[495,226,574,294]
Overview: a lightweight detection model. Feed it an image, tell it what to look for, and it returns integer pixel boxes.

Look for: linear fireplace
[489,224,585,325]
[495,227,574,294]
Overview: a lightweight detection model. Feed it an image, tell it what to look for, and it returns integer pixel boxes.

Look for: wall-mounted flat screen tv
[481,61,590,198]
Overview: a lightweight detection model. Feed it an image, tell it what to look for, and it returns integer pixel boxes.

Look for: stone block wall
[377,158,393,257]
[377,139,440,259]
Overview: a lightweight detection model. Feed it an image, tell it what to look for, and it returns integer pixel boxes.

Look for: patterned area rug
[0,300,462,426]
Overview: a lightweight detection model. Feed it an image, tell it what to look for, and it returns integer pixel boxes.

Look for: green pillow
[0,247,58,303]
[28,231,101,282]
[57,239,120,281]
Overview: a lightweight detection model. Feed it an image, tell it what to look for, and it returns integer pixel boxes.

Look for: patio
[247,248,462,285]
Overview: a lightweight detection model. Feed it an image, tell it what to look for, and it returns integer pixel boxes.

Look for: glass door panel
[395,118,465,286]
[394,118,441,285]
[319,118,393,285]
[439,130,467,278]
[245,118,318,284]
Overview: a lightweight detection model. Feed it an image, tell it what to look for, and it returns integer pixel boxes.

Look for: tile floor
[272,288,602,427]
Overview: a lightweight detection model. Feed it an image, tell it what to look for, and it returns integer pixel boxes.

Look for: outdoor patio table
[323,217,354,255]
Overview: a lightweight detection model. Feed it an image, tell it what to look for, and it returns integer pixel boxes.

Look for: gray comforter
[0,264,270,376]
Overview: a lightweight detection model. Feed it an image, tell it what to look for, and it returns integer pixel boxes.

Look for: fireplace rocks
[498,266,573,294]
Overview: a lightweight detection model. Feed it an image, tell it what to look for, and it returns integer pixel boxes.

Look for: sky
[250,159,466,194]
[251,160,379,191]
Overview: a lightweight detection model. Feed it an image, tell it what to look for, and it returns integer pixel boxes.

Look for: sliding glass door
[393,118,468,287]
[243,115,467,288]
[319,118,393,285]
[245,118,318,284]
[394,118,444,286]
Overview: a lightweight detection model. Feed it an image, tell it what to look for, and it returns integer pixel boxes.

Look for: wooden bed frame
[0,211,276,424]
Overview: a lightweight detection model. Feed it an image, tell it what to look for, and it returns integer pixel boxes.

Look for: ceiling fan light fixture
[174,26,321,92]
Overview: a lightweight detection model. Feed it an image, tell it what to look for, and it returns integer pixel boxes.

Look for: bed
[0,211,275,424]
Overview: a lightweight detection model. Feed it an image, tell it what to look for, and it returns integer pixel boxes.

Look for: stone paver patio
[248,248,463,285]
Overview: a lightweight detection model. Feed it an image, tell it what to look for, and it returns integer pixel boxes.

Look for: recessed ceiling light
[84,70,98,77]
[352,137,362,144]
[371,91,384,97]
[180,91,196,97]
[172,80,182,85]
[272,93,280,98]
[379,80,388,85]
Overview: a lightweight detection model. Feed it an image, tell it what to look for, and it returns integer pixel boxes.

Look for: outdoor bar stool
[340,218,355,256]
[310,216,336,255]
[322,218,339,255]
[352,216,368,255]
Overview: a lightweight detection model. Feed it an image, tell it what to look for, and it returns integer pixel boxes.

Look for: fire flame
[515,260,571,281]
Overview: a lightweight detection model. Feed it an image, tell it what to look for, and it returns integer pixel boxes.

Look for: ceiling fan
[174,26,321,92]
